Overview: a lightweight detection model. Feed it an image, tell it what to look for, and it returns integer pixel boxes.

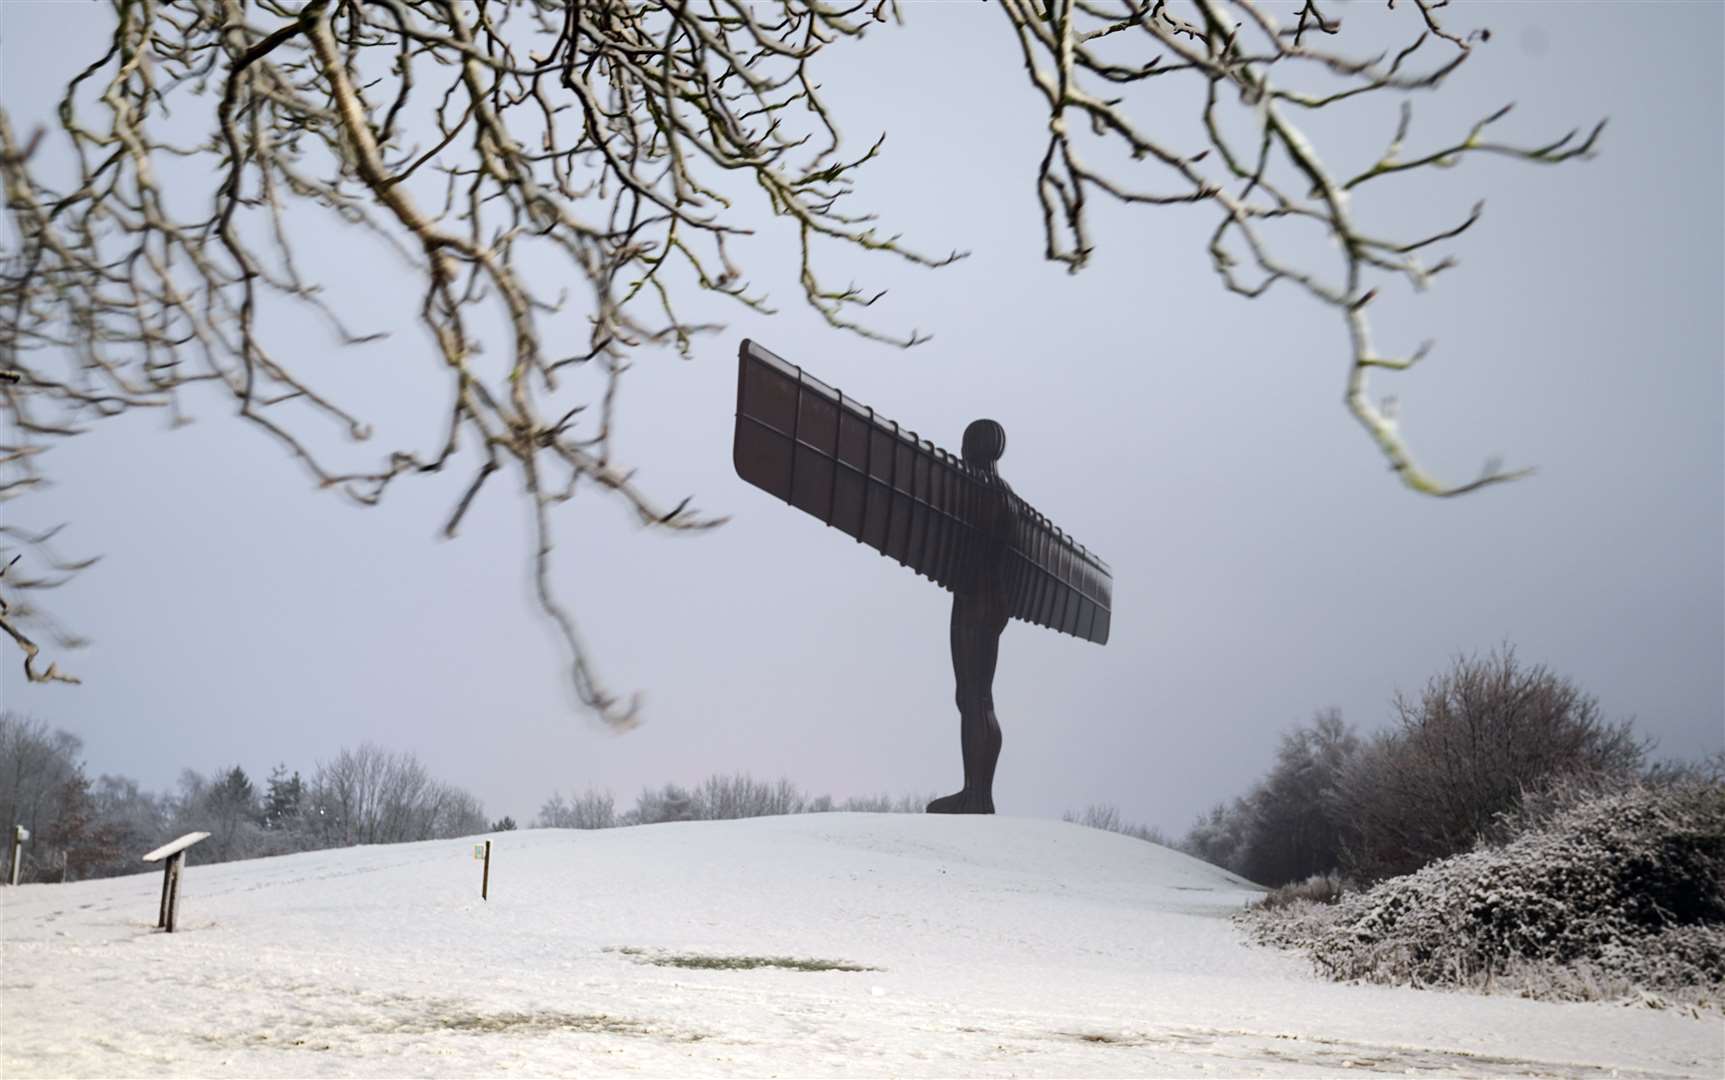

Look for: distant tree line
[0,722,489,883]
[536,774,929,829]
[8,645,1691,897]
[0,714,941,883]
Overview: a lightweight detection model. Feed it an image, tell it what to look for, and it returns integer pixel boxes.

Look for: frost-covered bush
[1241,779,1725,1005]
[1254,872,1348,912]
[1181,797,1254,875]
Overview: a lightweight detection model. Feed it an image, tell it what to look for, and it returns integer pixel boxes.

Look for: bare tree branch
[0,0,956,720]
[1000,0,1601,495]
[0,0,1603,706]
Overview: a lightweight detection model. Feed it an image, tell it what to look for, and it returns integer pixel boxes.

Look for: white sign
[13,826,27,842]
[142,831,210,863]
[473,844,486,860]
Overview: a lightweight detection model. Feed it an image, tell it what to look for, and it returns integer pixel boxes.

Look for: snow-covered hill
[2,815,1719,1077]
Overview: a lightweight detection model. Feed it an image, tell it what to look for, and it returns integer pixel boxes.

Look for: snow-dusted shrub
[1242,779,1725,1005]
[1255,872,1348,911]
[1239,895,1343,952]
[1181,797,1254,876]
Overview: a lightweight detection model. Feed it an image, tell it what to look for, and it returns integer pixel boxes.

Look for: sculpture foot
[926,791,994,815]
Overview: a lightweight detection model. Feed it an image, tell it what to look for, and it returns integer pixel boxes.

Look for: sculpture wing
[734,339,980,591]
[1005,500,1113,645]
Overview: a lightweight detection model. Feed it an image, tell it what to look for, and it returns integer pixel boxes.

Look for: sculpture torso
[955,468,1018,623]
[953,416,1016,624]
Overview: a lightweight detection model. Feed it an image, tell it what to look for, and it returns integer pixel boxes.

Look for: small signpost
[7,825,28,886]
[142,832,209,933]
[474,840,491,900]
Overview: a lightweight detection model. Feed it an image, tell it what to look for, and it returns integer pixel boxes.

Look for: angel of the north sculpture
[732,339,1112,814]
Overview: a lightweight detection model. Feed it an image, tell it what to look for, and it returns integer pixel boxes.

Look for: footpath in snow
[2,814,1720,1077]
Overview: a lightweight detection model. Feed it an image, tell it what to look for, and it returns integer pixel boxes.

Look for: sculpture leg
[928,594,1005,815]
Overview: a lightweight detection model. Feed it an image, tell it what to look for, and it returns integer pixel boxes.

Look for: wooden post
[164,851,184,933]
[142,832,207,933]
[157,860,172,927]
[7,826,24,886]
[481,839,491,901]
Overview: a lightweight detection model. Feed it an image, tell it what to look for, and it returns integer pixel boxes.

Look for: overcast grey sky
[2,1,1720,835]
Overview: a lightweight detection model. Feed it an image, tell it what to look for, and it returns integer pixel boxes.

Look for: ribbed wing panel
[1005,506,1113,645]
[734,338,1112,646]
[733,339,979,591]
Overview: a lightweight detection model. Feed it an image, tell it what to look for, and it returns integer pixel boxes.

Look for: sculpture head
[962,418,1007,466]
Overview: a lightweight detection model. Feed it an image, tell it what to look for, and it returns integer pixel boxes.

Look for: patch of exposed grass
[433,1010,703,1041]
[1053,1030,1209,1048]
[615,946,877,973]
[231,1004,706,1050]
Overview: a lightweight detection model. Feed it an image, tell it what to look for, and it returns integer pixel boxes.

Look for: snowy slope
[2,815,1719,1077]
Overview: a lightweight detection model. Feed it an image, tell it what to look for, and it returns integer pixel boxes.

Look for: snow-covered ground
[2,815,1720,1077]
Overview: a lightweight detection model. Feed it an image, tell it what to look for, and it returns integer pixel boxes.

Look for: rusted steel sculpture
[733,340,1112,814]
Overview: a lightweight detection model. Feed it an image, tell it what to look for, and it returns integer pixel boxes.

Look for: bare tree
[626,781,695,825]
[0,1,1599,706]
[88,773,170,870]
[1180,798,1254,874]
[1234,708,1357,886]
[0,0,957,704]
[693,771,806,819]
[373,752,432,842]
[537,787,617,829]
[1333,647,1645,882]
[426,783,489,839]
[0,712,83,849]
[201,764,265,862]
[310,742,486,843]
